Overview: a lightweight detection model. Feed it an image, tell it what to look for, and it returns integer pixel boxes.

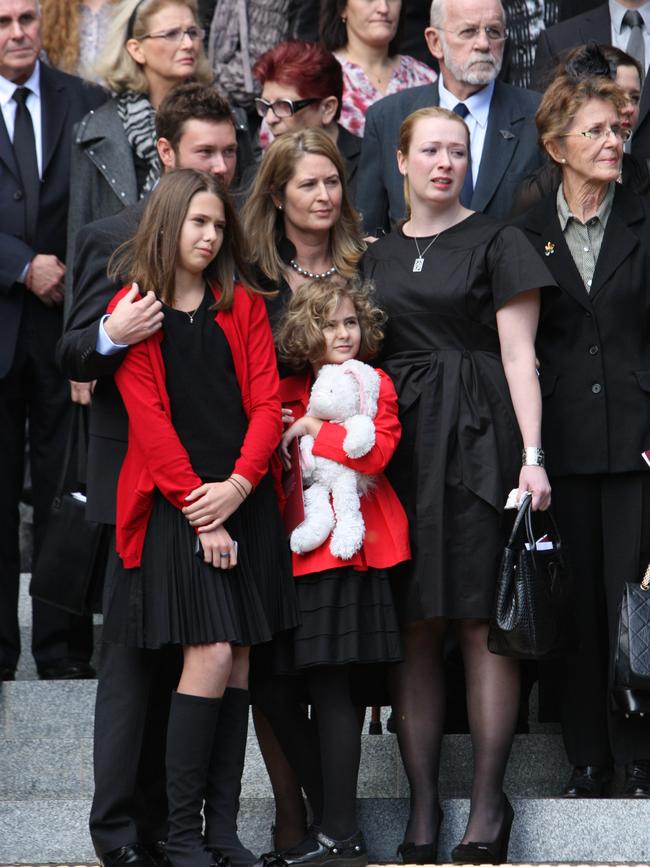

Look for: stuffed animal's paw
[343,415,376,458]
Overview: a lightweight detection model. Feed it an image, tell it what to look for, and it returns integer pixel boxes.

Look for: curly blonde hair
[275,276,386,369]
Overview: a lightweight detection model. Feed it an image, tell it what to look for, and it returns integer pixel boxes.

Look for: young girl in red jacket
[265,277,410,867]
[101,169,298,867]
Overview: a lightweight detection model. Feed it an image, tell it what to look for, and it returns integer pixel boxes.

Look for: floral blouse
[335,53,437,137]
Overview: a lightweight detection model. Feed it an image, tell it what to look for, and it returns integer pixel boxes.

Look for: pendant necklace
[289,259,338,280]
[185,306,199,324]
[412,233,440,272]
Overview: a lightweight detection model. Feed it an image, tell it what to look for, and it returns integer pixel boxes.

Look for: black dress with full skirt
[103,290,298,649]
[363,213,556,623]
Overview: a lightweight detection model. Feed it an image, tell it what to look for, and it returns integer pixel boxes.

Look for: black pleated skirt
[276,566,402,670]
[102,476,299,649]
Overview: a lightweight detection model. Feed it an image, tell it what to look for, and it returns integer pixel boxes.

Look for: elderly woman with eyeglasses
[516,73,650,800]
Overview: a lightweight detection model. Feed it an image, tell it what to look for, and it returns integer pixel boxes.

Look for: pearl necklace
[289,259,338,280]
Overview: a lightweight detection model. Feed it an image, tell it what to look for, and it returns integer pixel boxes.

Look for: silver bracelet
[522,447,545,467]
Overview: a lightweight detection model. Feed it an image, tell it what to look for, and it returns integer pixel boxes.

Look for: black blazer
[0,62,106,378]
[356,79,543,233]
[515,183,650,476]
[57,201,145,524]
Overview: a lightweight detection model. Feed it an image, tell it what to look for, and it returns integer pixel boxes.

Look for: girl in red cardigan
[102,170,298,867]
[264,278,409,867]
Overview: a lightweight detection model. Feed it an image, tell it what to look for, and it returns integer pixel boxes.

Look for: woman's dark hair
[319,0,402,54]
[253,40,343,118]
[109,169,259,310]
[563,41,643,83]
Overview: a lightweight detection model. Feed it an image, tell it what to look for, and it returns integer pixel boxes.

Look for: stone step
[3,797,650,864]
[1,681,569,800]
[15,575,102,682]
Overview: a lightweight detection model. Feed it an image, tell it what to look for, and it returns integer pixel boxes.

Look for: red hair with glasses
[253,40,343,121]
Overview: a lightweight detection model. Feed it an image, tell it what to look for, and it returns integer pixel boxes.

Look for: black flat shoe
[279,830,367,867]
[562,764,612,798]
[624,760,650,797]
[38,659,96,680]
[397,805,443,864]
[100,844,157,867]
[451,797,514,865]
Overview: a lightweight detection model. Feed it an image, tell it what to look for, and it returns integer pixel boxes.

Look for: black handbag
[612,566,650,716]
[29,405,105,616]
[488,492,574,660]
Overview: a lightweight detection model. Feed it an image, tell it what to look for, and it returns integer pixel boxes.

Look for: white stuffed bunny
[290,359,381,560]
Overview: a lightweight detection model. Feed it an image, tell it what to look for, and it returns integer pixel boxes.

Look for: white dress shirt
[0,61,43,178]
[437,76,495,188]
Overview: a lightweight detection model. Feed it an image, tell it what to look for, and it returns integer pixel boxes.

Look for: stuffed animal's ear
[342,360,380,417]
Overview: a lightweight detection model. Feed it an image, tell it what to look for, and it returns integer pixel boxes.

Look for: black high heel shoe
[451,796,514,865]
[397,805,443,865]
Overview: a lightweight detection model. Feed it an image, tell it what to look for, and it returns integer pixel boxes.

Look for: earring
[560,158,567,164]
[277,204,283,210]
[341,16,347,23]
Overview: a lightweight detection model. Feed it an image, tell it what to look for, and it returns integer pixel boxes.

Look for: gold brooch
[544,241,555,256]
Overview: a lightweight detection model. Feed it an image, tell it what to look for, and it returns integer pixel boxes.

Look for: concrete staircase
[3,575,650,863]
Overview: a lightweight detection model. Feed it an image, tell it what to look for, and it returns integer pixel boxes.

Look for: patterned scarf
[116,90,160,198]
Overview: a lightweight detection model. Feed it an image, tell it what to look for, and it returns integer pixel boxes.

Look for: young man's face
[162,118,238,187]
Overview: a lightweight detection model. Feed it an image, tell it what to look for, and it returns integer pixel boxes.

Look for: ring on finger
[219,551,230,558]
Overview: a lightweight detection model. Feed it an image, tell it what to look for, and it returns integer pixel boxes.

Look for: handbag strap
[506,491,533,547]
[506,491,563,550]
[642,563,650,591]
[54,404,87,497]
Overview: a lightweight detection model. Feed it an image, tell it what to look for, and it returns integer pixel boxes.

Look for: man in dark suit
[58,83,253,867]
[357,0,543,234]
[532,0,650,159]
[0,0,106,681]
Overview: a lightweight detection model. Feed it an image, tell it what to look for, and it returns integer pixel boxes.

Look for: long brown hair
[241,128,364,284]
[108,169,259,310]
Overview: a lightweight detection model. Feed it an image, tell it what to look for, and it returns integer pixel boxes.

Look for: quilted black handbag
[488,492,574,660]
[612,565,650,716]
[30,405,105,616]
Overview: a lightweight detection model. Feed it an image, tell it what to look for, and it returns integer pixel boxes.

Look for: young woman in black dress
[363,108,554,864]
[102,169,298,867]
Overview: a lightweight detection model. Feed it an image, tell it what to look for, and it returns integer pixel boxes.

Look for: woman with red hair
[253,40,362,199]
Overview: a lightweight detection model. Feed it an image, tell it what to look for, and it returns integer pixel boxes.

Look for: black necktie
[453,102,474,208]
[12,86,39,244]
[623,9,645,80]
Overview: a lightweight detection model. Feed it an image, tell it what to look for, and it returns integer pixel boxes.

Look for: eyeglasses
[435,25,507,42]
[254,97,320,119]
[560,125,632,142]
[140,26,205,43]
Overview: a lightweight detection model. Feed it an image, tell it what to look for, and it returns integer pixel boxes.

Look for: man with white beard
[357,0,544,232]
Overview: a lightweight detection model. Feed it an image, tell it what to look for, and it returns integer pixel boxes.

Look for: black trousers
[550,472,650,765]
[91,539,182,853]
[0,295,92,671]
[90,640,182,853]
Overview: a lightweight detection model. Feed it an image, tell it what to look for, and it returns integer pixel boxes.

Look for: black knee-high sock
[166,691,221,867]
[204,687,256,866]
[307,666,361,841]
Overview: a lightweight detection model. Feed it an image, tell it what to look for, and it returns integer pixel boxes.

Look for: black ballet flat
[397,806,442,864]
[451,796,514,865]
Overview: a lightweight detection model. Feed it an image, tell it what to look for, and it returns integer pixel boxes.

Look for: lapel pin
[544,241,555,256]
[499,129,515,140]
